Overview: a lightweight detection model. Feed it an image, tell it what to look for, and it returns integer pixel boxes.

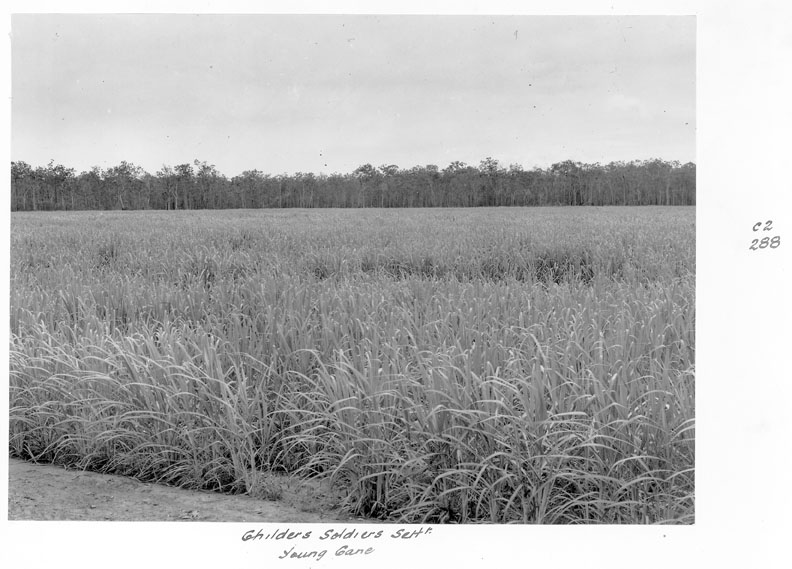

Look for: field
[9,206,695,524]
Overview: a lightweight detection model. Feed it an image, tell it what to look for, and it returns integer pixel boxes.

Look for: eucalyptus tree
[11,161,34,211]
[103,161,145,210]
[9,158,696,210]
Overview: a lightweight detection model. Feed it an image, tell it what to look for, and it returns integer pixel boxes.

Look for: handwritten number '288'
[749,236,781,250]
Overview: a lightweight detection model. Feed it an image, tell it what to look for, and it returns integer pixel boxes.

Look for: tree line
[10,158,695,211]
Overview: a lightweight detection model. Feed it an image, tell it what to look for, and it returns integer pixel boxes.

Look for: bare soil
[7,458,362,522]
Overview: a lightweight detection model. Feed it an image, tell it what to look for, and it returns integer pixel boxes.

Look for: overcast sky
[12,14,695,177]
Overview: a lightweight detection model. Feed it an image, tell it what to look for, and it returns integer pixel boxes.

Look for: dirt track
[7,458,359,522]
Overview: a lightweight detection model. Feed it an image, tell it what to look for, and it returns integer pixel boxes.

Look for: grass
[9,206,695,524]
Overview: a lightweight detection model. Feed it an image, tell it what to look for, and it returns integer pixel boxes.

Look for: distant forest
[10,158,695,211]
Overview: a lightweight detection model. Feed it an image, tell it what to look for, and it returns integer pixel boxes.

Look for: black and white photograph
[2,2,790,568]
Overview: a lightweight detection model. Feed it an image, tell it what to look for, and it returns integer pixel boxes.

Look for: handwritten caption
[241,526,434,562]
[750,220,781,250]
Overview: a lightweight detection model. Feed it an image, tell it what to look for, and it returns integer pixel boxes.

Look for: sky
[11,14,695,177]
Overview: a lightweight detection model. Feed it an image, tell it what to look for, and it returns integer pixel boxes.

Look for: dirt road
[7,458,358,522]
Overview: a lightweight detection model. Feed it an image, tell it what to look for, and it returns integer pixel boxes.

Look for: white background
[2,2,790,568]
